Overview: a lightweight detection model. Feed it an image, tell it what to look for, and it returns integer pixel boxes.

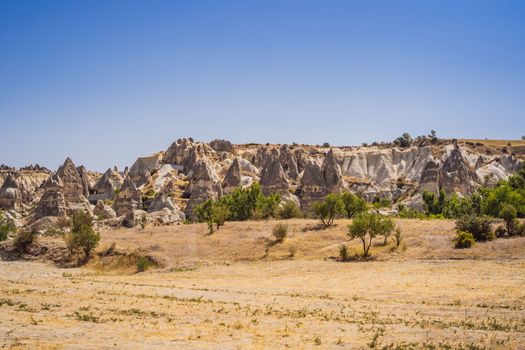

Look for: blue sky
[1,0,524,171]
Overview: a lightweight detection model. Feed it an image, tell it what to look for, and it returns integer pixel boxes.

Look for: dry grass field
[1,219,525,349]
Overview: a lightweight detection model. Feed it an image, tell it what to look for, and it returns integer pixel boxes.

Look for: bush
[278,201,302,219]
[65,211,100,263]
[455,215,494,242]
[13,231,37,253]
[393,133,413,148]
[312,194,345,227]
[136,256,153,272]
[220,183,281,221]
[195,199,231,234]
[347,213,396,257]
[340,192,367,218]
[454,231,475,249]
[339,244,349,262]
[495,226,507,238]
[0,210,17,241]
[272,224,288,243]
[394,227,402,247]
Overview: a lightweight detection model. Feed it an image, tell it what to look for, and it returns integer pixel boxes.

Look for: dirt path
[1,259,524,349]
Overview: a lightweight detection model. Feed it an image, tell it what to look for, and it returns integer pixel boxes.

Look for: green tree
[195,199,231,233]
[64,211,100,263]
[347,213,397,257]
[213,200,230,229]
[499,204,517,236]
[312,194,345,227]
[340,192,367,218]
[393,133,413,148]
[221,183,263,221]
[195,199,216,234]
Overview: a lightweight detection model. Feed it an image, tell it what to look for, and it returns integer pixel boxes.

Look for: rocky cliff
[2,137,522,229]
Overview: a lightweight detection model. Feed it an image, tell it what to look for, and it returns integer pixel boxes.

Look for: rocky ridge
[1,137,522,229]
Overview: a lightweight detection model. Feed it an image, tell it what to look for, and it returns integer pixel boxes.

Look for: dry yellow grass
[1,219,524,349]
[460,139,525,147]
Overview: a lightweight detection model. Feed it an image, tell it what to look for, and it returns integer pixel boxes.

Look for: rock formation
[210,139,234,153]
[0,174,22,210]
[129,154,162,188]
[299,160,327,209]
[321,149,345,193]
[279,145,299,180]
[184,159,222,219]
[222,158,242,194]
[76,165,92,197]
[163,138,215,173]
[91,168,124,202]
[260,156,289,196]
[439,145,479,195]
[36,175,66,218]
[94,200,117,220]
[114,176,143,227]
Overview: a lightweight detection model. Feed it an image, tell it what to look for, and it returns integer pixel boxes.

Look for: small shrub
[140,213,147,230]
[322,142,330,147]
[278,201,302,219]
[455,215,494,242]
[495,225,507,238]
[394,227,402,247]
[136,256,153,272]
[13,231,37,253]
[454,231,475,249]
[0,210,17,241]
[272,224,288,243]
[339,245,349,262]
[288,245,296,258]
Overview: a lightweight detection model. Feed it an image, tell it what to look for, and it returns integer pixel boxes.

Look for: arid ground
[1,219,525,349]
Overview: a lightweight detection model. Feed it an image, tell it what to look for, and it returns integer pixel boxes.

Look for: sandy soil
[1,219,524,349]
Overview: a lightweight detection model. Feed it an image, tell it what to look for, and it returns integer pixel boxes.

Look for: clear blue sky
[1,0,524,171]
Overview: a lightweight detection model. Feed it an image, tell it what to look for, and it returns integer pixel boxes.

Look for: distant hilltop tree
[393,133,413,148]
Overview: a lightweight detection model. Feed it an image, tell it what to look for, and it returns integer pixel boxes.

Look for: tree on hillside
[393,133,413,148]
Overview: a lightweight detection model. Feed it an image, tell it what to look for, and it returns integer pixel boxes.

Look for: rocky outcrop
[91,168,124,202]
[36,175,66,218]
[94,200,117,220]
[260,156,289,196]
[322,149,345,193]
[439,145,479,195]
[0,174,22,210]
[113,176,143,227]
[210,139,234,153]
[279,145,299,180]
[419,160,440,194]
[129,154,162,188]
[299,160,326,209]
[55,158,85,203]
[184,159,222,219]
[164,138,215,173]
[76,166,92,197]
[222,158,242,194]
